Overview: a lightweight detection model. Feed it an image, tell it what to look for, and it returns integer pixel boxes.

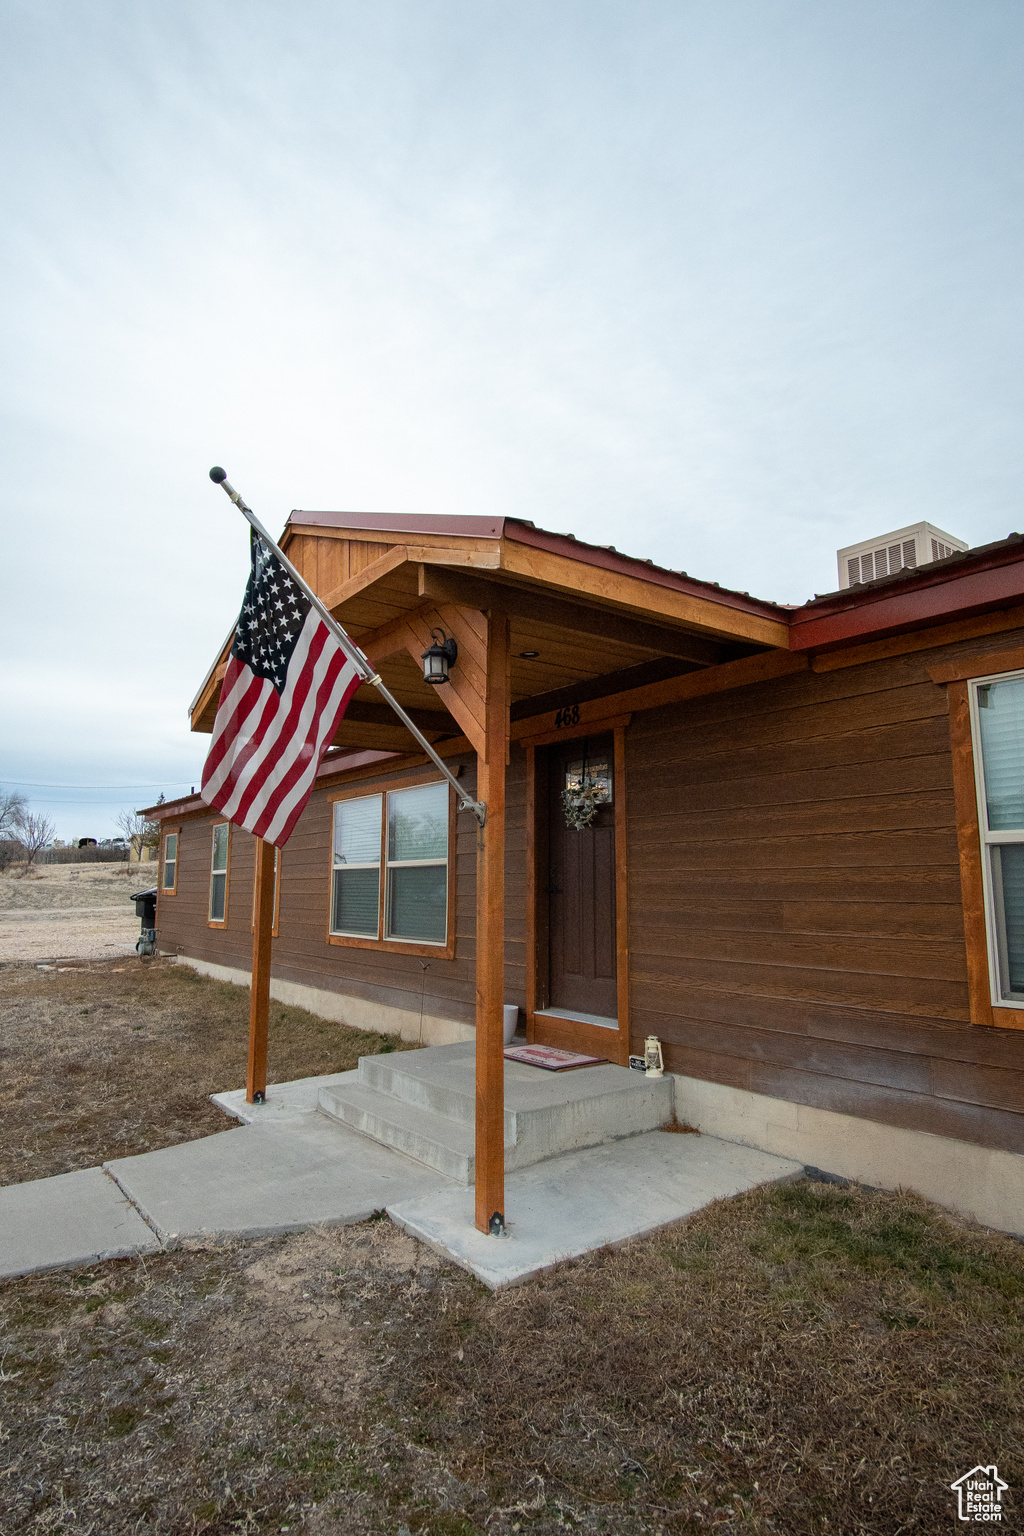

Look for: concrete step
[318,1042,675,1184]
[357,1049,483,1128]
[317,1081,479,1183]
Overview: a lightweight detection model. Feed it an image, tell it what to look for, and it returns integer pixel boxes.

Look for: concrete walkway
[0,1168,161,1277]
[0,1070,803,1287]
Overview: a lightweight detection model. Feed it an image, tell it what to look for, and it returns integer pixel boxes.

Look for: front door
[546,733,618,1022]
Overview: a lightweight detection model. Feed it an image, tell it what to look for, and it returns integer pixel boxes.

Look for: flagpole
[209,468,486,826]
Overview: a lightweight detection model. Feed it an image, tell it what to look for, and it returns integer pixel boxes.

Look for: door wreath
[561,774,609,831]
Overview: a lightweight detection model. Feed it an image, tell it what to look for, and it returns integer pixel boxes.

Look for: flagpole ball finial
[209,466,227,483]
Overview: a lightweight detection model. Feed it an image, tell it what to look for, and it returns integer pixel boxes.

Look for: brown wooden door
[547,734,618,1020]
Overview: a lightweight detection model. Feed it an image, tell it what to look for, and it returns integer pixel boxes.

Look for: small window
[209,822,230,925]
[252,846,281,937]
[162,831,178,893]
[564,755,613,804]
[329,780,451,948]
[972,674,1024,1003]
[386,782,448,943]
[332,794,383,937]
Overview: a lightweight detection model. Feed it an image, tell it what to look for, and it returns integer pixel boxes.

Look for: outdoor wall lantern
[421,628,458,686]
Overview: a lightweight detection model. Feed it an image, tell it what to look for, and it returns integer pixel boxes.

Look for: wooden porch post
[247,836,275,1103]
[475,610,509,1234]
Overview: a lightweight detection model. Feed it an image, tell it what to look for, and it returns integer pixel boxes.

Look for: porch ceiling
[190,517,786,750]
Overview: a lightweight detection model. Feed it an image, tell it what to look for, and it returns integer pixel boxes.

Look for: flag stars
[229,537,312,694]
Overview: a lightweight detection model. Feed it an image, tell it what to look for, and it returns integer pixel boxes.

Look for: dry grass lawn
[0,956,409,1184]
[0,962,1022,1533]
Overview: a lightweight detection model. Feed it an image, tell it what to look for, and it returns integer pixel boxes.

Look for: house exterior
[143,512,1024,1237]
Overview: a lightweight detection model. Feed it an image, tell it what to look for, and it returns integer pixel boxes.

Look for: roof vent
[837,522,968,590]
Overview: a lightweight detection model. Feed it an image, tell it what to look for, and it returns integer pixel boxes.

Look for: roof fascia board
[499,538,790,649]
[792,553,1024,651]
[508,648,807,737]
[502,520,785,624]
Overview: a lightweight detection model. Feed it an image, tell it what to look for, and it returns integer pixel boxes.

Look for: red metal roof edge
[272,507,1024,654]
[286,509,787,621]
[500,520,788,620]
[792,533,1024,620]
[789,536,1024,651]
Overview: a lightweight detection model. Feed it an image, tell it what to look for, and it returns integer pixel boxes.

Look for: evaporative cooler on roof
[837,522,968,590]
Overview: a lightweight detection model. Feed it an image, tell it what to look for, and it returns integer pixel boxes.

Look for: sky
[2,0,1023,841]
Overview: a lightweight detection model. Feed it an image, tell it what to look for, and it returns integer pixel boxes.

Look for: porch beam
[475,607,509,1234]
[418,566,728,665]
[342,699,454,735]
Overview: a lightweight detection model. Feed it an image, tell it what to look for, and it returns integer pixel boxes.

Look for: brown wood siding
[159,616,1024,1155]
[154,755,485,1029]
[626,628,1024,1155]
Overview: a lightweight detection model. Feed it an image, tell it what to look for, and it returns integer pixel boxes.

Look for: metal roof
[286,509,789,621]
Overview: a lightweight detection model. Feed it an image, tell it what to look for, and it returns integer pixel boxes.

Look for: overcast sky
[3,0,1023,840]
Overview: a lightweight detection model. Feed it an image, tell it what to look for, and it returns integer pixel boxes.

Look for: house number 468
[554,704,580,728]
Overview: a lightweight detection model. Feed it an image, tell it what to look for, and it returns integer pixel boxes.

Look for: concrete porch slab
[104,1116,451,1244]
[319,1042,674,1182]
[388,1130,803,1289]
[0,1167,160,1279]
[212,1068,360,1124]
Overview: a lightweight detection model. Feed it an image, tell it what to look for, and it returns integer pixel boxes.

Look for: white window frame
[969,668,1024,1009]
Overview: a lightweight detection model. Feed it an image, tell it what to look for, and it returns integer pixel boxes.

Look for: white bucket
[503,1004,520,1045]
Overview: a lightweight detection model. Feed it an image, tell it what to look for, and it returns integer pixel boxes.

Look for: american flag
[200,532,362,846]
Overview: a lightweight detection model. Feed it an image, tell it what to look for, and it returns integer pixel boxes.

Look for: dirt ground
[0,957,410,1184]
[2,1181,1022,1535]
[1,963,1022,1533]
[0,863,146,963]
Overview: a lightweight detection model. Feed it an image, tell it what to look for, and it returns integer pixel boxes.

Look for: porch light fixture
[421,628,458,686]
[518,650,540,659]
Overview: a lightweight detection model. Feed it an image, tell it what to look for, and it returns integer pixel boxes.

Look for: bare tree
[0,790,28,839]
[116,808,160,861]
[16,811,55,867]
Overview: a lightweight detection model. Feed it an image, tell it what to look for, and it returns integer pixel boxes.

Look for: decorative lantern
[421,628,458,686]
[644,1035,664,1078]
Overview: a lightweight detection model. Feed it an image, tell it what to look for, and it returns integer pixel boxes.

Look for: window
[209,822,230,925]
[332,794,383,937]
[329,780,451,949]
[252,846,281,937]
[972,674,1024,1005]
[161,831,179,894]
[386,782,449,943]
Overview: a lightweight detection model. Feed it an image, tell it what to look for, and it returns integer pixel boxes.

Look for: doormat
[503,1044,607,1071]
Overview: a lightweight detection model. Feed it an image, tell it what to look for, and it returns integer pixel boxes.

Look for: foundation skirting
[174,956,475,1049]
[672,1072,1024,1238]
